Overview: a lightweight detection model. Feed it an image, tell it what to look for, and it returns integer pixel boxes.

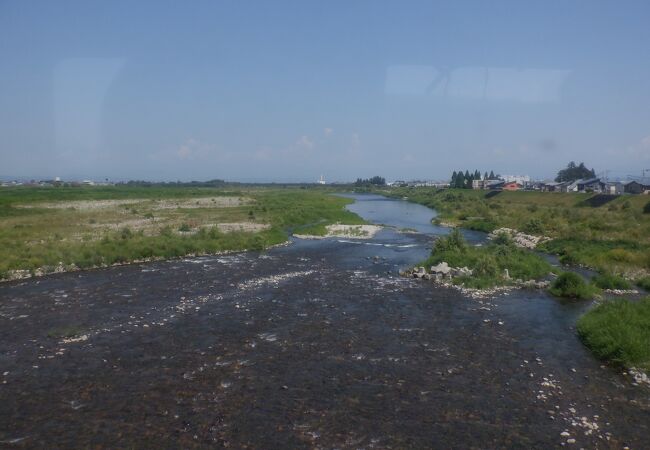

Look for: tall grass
[549,272,599,299]
[388,187,650,276]
[421,229,552,288]
[577,298,650,371]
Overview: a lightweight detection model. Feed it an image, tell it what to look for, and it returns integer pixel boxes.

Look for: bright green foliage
[549,272,599,299]
[423,229,552,289]
[577,298,650,371]
[591,273,633,290]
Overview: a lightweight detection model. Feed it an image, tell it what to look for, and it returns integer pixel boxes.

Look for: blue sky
[1,0,650,182]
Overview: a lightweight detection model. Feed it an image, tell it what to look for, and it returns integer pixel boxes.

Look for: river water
[0,194,648,448]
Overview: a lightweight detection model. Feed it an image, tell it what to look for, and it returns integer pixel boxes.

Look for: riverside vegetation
[386,186,650,374]
[420,229,553,289]
[0,186,365,280]
[578,297,650,373]
[386,187,650,286]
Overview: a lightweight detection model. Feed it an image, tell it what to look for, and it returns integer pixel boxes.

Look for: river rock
[413,267,427,278]
[430,262,451,275]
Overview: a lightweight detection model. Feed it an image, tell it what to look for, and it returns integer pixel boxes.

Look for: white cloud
[175,138,217,161]
[324,127,333,137]
[295,135,314,150]
[642,135,650,148]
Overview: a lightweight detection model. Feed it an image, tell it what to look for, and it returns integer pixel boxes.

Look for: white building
[501,175,530,185]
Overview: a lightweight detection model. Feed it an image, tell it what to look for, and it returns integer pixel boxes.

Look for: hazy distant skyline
[1,0,650,182]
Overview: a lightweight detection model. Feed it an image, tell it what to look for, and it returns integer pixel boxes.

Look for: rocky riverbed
[1,195,649,448]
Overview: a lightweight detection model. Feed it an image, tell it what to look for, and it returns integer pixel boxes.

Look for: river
[0,194,648,448]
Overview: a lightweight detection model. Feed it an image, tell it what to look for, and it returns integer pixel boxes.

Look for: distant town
[2,163,649,195]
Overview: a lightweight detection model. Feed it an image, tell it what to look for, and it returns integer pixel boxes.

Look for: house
[577,178,605,193]
[472,179,501,190]
[486,180,505,190]
[502,175,531,186]
[606,182,625,195]
[541,181,567,192]
[502,181,521,191]
[624,178,650,194]
[562,179,582,193]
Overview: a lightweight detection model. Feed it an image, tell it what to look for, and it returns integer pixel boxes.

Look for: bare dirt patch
[150,197,250,209]
[18,197,250,210]
[18,199,145,210]
[215,222,271,233]
[295,224,382,240]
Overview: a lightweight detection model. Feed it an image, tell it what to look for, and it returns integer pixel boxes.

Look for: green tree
[456,171,465,188]
[555,161,596,182]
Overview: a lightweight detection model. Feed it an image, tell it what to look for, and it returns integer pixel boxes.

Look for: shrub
[637,277,650,291]
[473,254,499,278]
[434,228,467,253]
[120,227,132,240]
[523,218,545,234]
[644,201,650,214]
[549,272,598,299]
[178,223,191,232]
[592,273,632,290]
[465,219,496,233]
[577,298,650,370]
[492,232,513,246]
[559,253,579,266]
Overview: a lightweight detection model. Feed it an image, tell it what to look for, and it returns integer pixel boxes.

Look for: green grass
[385,187,650,277]
[421,229,552,289]
[0,186,366,278]
[591,273,633,290]
[549,272,600,299]
[636,277,650,291]
[577,298,650,371]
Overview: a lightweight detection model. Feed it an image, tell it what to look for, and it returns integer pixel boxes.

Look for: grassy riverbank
[388,186,650,373]
[385,187,650,283]
[421,229,553,289]
[0,186,365,280]
[578,298,650,371]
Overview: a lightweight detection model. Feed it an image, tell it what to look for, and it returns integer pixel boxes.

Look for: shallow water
[339,193,486,243]
[0,195,648,448]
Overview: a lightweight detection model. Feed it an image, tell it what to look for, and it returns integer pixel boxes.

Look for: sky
[1,0,650,182]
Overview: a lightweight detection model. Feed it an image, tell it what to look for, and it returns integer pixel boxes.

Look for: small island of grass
[409,229,553,289]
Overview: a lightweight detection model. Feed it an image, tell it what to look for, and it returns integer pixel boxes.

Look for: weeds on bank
[0,187,366,277]
[388,187,650,276]
[549,272,600,299]
[577,297,650,371]
[421,229,552,289]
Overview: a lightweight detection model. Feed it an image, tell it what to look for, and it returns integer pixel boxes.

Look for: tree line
[354,176,386,187]
[450,170,497,189]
